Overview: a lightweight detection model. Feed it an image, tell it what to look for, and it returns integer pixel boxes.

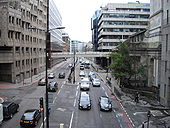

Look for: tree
[109,42,135,87]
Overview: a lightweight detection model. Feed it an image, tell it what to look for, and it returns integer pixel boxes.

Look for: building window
[164,84,166,97]
[167,10,169,24]
[166,34,168,51]
[165,61,167,72]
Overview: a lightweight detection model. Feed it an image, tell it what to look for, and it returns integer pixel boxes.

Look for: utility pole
[73,49,76,83]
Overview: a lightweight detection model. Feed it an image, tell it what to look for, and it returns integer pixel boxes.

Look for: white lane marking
[53,96,57,104]
[61,84,64,89]
[40,117,46,128]
[75,90,78,97]
[77,86,79,90]
[105,92,108,97]
[73,99,76,107]
[57,89,61,95]
[102,86,105,90]
[69,111,74,128]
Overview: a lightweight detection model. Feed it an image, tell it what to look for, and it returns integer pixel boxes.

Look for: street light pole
[73,49,76,84]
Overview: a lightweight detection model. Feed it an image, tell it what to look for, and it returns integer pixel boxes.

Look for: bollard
[59,123,64,128]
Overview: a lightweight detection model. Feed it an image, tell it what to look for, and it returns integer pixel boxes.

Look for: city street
[0,59,134,128]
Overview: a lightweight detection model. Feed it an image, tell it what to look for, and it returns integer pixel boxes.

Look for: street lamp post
[73,49,76,84]
[28,26,65,128]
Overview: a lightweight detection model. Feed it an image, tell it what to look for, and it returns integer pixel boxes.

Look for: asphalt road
[0,59,134,128]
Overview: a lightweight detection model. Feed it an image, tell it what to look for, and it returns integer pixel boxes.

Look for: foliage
[108,42,135,86]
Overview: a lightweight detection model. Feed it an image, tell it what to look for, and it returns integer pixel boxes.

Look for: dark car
[78,92,91,110]
[98,96,112,111]
[2,101,19,119]
[58,72,65,78]
[20,109,41,127]
[48,81,58,92]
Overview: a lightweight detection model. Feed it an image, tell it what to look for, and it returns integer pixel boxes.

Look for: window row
[102,21,148,26]
[102,13,150,19]
[99,42,119,47]
[15,57,44,68]
[8,31,44,43]
[116,8,150,12]
[9,15,45,29]
[101,35,129,39]
[15,47,44,54]
[101,28,145,33]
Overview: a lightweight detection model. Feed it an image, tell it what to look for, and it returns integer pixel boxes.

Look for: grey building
[0,0,63,83]
[0,0,47,83]
[98,2,150,52]
[160,0,170,107]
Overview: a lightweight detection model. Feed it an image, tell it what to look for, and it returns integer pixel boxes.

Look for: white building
[98,2,150,52]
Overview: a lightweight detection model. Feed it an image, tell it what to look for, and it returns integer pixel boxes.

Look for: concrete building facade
[98,2,150,52]
[160,0,170,107]
[0,0,47,83]
[0,0,63,83]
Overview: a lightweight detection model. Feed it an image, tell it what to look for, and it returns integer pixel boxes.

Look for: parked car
[48,73,55,79]
[98,96,112,111]
[38,78,46,86]
[2,101,19,119]
[78,92,91,110]
[48,81,58,92]
[58,72,65,78]
[20,109,41,127]
[92,78,101,87]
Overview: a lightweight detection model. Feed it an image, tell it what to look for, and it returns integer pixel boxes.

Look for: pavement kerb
[97,72,135,128]
[0,60,67,89]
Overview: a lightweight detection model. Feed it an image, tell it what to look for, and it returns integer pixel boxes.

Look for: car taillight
[20,120,23,123]
[30,121,34,123]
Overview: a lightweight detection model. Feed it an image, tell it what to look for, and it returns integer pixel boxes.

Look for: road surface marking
[102,86,105,90]
[76,90,78,97]
[73,99,76,107]
[40,117,46,128]
[53,96,57,104]
[61,84,64,88]
[105,92,108,97]
[57,89,61,95]
[69,111,74,128]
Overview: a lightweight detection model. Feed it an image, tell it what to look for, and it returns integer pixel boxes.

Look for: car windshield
[94,79,100,82]
[80,96,89,102]
[101,97,109,104]
[23,112,34,120]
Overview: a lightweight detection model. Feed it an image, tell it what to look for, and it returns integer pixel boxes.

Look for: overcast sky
[54,0,150,42]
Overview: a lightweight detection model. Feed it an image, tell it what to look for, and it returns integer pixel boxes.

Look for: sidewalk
[0,60,67,89]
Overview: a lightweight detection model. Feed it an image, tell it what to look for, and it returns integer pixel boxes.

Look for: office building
[98,2,150,52]
[0,0,64,83]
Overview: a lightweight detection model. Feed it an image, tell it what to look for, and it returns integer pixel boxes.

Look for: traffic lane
[1,85,46,128]
[98,74,134,128]
[48,84,78,128]
[91,83,121,128]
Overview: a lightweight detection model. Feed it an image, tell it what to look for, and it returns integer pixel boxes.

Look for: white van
[0,104,3,124]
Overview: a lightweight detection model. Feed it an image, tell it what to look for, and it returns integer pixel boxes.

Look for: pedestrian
[135,92,140,103]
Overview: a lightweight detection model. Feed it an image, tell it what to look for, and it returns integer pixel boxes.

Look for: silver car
[92,78,101,87]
